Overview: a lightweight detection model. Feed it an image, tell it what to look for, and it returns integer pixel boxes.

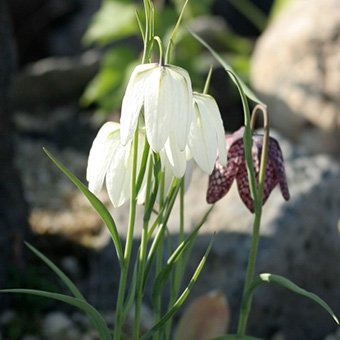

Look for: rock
[42,312,79,339]
[15,138,110,248]
[10,50,100,109]
[251,0,340,157]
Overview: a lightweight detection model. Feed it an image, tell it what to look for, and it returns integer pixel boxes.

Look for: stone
[15,139,110,248]
[42,312,77,339]
[10,50,100,110]
[251,0,340,157]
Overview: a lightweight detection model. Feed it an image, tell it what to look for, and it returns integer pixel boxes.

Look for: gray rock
[10,50,100,109]
[42,312,79,339]
[251,0,340,157]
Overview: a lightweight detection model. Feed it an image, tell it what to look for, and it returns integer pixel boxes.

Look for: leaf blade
[141,234,215,340]
[253,273,339,325]
[25,242,86,301]
[1,289,112,340]
[43,148,123,265]
[190,30,264,105]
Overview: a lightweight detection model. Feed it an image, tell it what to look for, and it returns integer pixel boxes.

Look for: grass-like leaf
[25,242,85,301]
[151,206,214,304]
[43,148,123,265]
[141,234,215,340]
[191,30,264,106]
[1,289,112,340]
[250,273,339,325]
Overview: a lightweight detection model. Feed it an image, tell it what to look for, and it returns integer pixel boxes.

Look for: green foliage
[81,0,254,114]
[83,0,139,45]
[249,273,339,325]
[81,46,138,112]
[43,148,123,264]
[141,235,215,340]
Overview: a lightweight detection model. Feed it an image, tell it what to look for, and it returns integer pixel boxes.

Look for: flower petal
[206,158,239,204]
[189,99,216,174]
[144,67,171,151]
[120,63,156,145]
[168,65,193,151]
[86,122,120,194]
[164,135,187,178]
[268,138,290,201]
[198,93,227,166]
[106,141,132,207]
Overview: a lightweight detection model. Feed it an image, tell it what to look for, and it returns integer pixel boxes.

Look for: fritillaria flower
[120,63,193,154]
[188,92,227,174]
[206,127,290,212]
[86,122,147,207]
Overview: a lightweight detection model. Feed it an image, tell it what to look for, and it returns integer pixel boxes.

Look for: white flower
[120,63,193,153]
[86,122,146,207]
[188,92,227,174]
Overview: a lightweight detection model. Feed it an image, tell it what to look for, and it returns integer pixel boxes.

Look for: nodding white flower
[188,92,227,174]
[86,122,146,207]
[120,63,193,153]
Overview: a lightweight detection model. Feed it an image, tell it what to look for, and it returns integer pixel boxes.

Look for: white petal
[184,159,194,191]
[197,93,227,166]
[189,97,217,174]
[86,122,120,194]
[106,142,132,207]
[164,135,187,178]
[120,63,156,145]
[144,67,171,151]
[168,66,193,151]
[136,133,148,205]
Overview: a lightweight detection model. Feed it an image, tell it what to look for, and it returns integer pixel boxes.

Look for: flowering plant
[1,1,338,339]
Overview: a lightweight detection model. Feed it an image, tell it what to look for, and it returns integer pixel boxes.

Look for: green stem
[164,0,189,64]
[203,66,213,95]
[237,105,269,336]
[133,154,154,340]
[236,206,262,335]
[114,128,139,340]
[165,179,185,339]
[153,172,166,340]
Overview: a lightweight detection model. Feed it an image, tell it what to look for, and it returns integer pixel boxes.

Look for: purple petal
[235,165,255,212]
[268,138,290,201]
[206,158,238,204]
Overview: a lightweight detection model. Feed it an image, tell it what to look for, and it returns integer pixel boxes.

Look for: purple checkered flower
[206,127,290,212]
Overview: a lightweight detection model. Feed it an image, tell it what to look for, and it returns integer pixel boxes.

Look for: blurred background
[1,0,340,339]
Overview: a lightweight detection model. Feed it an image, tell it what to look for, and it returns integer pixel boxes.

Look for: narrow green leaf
[141,235,215,340]
[190,31,264,105]
[1,289,111,340]
[25,242,86,301]
[212,336,264,340]
[43,148,123,265]
[250,273,339,325]
[151,207,214,303]
[143,180,181,285]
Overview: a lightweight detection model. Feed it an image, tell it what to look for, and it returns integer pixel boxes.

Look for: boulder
[251,0,340,157]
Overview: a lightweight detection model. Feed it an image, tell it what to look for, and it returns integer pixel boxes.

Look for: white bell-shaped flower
[86,122,146,207]
[120,63,194,153]
[188,92,227,174]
